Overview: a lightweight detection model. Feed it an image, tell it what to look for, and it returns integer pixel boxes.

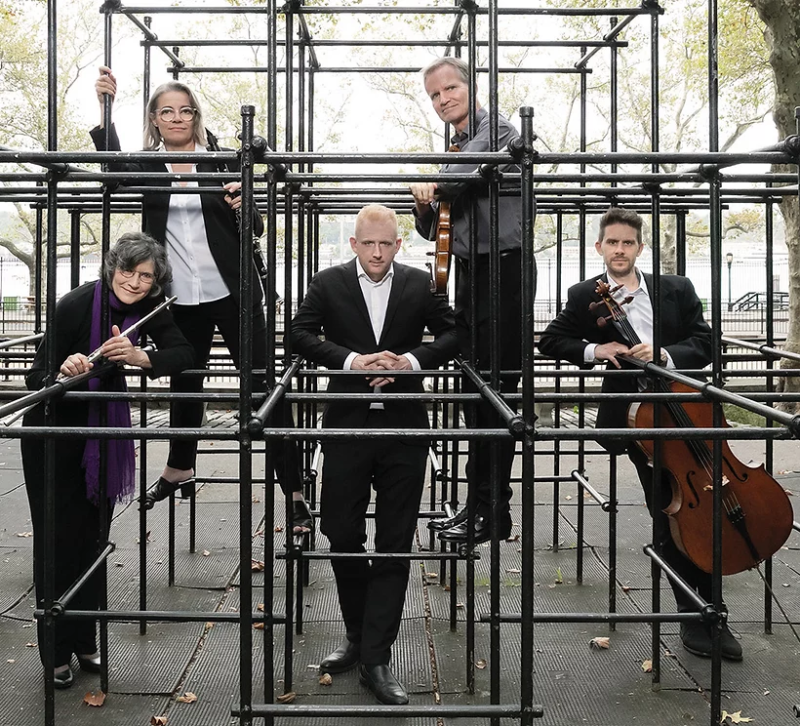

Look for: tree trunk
[747,0,800,411]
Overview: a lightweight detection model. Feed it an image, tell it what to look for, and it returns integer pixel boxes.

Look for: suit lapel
[343,259,375,340]
[379,264,406,345]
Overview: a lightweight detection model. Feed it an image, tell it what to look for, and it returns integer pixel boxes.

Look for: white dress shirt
[343,262,421,409]
[584,269,675,368]
[163,144,230,305]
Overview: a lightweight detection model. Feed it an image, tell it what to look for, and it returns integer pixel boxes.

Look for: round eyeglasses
[118,269,155,285]
[154,106,197,122]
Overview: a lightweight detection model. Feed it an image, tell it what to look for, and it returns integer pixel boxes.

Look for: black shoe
[292,499,314,533]
[680,622,743,661]
[438,515,511,544]
[141,476,194,510]
[53,666,73,689]
[320,640,360,674]
[428,507,467,532]
[359,664,408,705]
[77,653,102,673]
[179,479,195,498]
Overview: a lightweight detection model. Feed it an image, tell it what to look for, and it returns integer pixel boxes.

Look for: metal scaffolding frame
[0,1,798,725]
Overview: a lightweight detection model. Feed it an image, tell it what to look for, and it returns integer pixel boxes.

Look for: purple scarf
[81,281,141,504]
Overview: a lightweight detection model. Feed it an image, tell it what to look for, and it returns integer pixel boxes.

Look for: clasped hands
[59,325,148,378]
[351,351,412,388]
[594,342,666,369]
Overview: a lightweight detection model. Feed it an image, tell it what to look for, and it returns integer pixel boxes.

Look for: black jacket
[90,124,264,307]
[538,272,713,451]
[290,259,458,430]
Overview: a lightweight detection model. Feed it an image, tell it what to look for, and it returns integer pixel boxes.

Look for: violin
[426,143,460,297]
[428,201,452,296]
[592,279,793,575]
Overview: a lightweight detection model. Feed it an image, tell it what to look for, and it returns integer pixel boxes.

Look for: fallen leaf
[475,659,487,669]
[6,659,15,663]
[456,602,464,609]
[763,689,770,695]
[202,550,211,557]
[506,568,521,574]
[257,603,265,612]
[621,585,631,592]
[15,532,32,538]
[589,637,610,650]
[253,622,265,630]
[641,659,652,673]
[83,691,106,707]
[252,497,261,503]
[25,642,37,648]
[506,534,520,542]
[176,692,197,703]
[150,717,168,726]
[565,495,572,501]
[319,673,332,686]
[274,526,284,533]
[307,664,320,669]
[114,562,124,567]
[785,489,794,496]
[443,585,451,592]
[425,572,438,579]
[251,560,265,572]
[721,710,753,724]
[204,622,214,630]
[277,691,296,703]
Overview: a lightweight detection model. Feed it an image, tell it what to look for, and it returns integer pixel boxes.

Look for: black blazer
[90,124,264,307]
[538,272,712,451]
[290,259,458,430]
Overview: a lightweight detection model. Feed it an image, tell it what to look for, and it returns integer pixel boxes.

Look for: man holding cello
[538,206,743,661]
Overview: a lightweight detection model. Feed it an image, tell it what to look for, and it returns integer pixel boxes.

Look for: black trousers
[22,436,108,668]
[627,444,713,611]
[168,296,302,494]
[455,250,531,526]
[320,411,427,665]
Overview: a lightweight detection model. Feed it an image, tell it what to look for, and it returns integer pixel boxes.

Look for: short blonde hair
[143,81,208,150]
[354,204,398,239]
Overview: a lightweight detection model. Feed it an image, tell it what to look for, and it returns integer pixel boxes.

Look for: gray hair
[102,232,172,297]
[143,81,208,151]
[422,56,470,85]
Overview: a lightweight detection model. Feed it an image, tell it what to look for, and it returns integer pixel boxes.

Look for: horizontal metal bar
[36,609,284,624]
[53,542,115,613]
[722,336,800,363]
[489,611,706,624]
[237,704,534,718]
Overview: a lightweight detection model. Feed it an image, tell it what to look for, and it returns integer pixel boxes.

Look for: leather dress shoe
[141,476,195,510]
[77,653,102,673]
[292,499,314,533]
[320,639,360,674]
[428,507,467,532]
[53,666,74,689]
[359,664,408,705]
[680,622,743,661]
[438,515,511,544]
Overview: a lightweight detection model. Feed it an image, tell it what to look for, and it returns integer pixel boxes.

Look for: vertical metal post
[239,105,257,726]
[69,210,81,289]
[519,105,537,726]
[763,188,775,633]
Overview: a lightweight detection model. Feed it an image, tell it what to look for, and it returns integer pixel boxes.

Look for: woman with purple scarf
[21,232,193,689]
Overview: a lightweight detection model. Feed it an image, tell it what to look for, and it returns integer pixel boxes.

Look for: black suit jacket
[538,272,712,451]
[290,259,458,430]
[90,124,264,307]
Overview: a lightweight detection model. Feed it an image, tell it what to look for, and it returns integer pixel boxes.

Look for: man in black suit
[290,204,458,704]
[538,207,742,661]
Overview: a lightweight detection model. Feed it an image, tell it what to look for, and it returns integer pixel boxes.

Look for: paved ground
[1,408,799,726]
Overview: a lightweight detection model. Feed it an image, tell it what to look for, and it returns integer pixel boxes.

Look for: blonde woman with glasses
[90,68,312,533]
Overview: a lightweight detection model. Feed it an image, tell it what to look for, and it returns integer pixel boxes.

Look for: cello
[592,279,793,575]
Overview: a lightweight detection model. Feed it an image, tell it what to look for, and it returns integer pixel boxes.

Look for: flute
[0,295,177,426]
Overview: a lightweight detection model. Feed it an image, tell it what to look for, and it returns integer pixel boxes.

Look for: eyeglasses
[118,269,155,285]
[358,241,396,250]
[154,106,197,122]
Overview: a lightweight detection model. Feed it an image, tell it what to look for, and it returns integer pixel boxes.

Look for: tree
[746,0,800,410]
[0,0,137,291]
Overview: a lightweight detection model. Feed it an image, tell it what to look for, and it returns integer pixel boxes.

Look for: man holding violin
[538,206,742,661]
[409,57,528,545]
